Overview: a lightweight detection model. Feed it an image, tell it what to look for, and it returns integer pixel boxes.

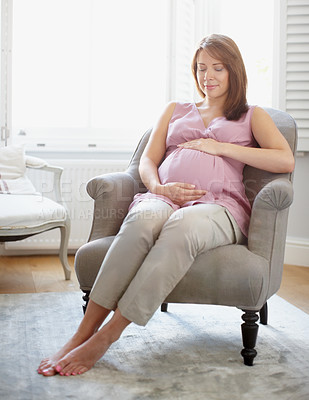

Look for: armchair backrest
[126,108,298,203]
[126,128,152,192]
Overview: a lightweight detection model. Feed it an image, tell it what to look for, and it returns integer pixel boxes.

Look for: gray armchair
[75,107,297,366]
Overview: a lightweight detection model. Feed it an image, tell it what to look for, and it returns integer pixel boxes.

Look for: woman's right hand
[154,182,207,206]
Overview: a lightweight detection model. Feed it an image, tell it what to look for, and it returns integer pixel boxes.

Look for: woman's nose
[204,70,214,81]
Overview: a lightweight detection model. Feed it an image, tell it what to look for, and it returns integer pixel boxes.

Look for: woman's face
[196,50,229,101]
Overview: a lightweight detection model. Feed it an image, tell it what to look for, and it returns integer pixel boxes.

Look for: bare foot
[39,308,130,377]
[55,328,115,376]
[37,332,91,376]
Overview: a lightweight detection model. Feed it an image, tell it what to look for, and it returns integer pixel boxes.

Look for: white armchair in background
[0,145,71,280]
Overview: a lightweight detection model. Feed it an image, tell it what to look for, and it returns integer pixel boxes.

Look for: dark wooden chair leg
[82,290,91,314]
[241,310,259,366]
[259,302,268,325]
[161,302,168,312]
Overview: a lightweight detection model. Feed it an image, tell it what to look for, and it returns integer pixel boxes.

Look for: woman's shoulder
[167,100,195,107]
[163,101,195,119]
[250,105,273,122]
[158,101,177,121]
[170,101,196,113]
[154,101,195,129]
[239,104,258,123]
[250,105,279,130]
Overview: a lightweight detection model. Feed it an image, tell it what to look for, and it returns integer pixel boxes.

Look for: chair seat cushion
[0,194,67,229]
[164,244,269,310]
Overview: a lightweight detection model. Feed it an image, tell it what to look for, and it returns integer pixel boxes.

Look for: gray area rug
[0,292,308,400]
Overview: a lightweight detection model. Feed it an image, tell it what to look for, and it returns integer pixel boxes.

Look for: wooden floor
[0,255,308,314]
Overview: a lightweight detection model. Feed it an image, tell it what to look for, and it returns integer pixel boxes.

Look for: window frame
[0,0,12,147]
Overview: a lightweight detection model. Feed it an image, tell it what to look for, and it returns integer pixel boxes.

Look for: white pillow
[0,175,37,195]
[0,144,37,194]
[0,144,26,179]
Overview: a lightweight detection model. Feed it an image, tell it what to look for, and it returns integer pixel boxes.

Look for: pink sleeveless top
[130,102,257,237]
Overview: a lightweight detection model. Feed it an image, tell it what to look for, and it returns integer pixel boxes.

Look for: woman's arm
[223,107,295,172]
[178,107,295,173]
[139,102,206,205]
[139,101,175,192]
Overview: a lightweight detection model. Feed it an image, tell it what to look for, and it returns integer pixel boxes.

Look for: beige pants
[90,199,245,326]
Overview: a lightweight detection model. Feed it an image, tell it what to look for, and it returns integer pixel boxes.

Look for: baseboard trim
[284,238,309,267]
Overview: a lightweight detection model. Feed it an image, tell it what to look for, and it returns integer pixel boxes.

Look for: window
[11,0,169,151]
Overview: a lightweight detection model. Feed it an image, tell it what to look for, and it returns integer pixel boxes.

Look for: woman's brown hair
[191,34,249,120]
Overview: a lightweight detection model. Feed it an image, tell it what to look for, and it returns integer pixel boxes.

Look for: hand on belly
[158,182,207,206]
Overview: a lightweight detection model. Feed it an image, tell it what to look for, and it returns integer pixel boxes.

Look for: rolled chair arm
[248,178,293,261]
[25,155,48,169]
[86,172,141,241]
[25,155,65,205]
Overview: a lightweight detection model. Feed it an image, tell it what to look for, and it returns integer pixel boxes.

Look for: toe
[63,363,78,376]
[42,367,57,376]
[55,358,69,373]
[38,359,48,369]
[60,361,78,376]
[38,360,52,373]
[77,366,89,375]
[55,364,62,373]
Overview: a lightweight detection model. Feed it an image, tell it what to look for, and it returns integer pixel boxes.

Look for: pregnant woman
[38,34,294,376]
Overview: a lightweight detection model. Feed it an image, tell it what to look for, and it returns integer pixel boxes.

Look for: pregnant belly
[158,148,224,193]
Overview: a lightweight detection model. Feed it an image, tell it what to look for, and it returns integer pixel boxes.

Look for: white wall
[285,152,309,266]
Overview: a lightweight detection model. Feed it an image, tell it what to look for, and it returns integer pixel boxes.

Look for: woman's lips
[205,85,218,90]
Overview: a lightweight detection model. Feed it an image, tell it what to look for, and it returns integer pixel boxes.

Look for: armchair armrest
[248,178,293,261]
[86,171,140,241]
[25,155,64,204]
[25,155,63,174]
[25,155,47,169]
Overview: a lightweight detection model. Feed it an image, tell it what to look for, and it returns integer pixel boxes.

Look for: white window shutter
[285,0,309,151]
[167,0,195,102]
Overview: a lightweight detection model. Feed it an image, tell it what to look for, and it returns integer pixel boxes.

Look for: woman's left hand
[178,138,223,156]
